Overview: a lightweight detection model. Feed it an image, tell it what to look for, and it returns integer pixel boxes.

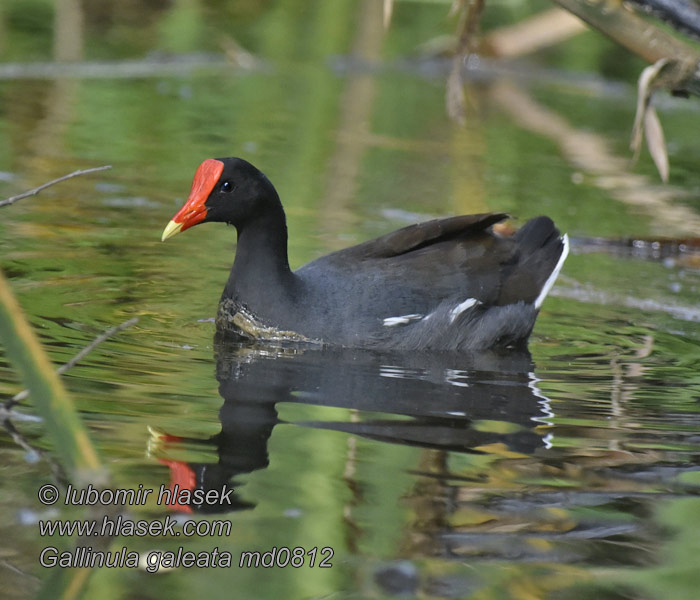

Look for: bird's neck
[225,205,295,306]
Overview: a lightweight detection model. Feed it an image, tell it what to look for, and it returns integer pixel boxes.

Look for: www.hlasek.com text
[39,513,231,538]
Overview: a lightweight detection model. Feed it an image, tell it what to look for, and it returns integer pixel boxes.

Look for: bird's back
[287,214,568,350]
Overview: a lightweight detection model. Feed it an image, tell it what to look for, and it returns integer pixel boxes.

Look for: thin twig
[0,165,112,208]
[0,558,41,584]
[5,317,138,409]
[446,0,485,124]
[0,417,69,488]
[0,407,41,422]
[56,317,139,377]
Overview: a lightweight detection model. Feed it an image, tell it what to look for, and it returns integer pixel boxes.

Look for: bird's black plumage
[164,157,568,351]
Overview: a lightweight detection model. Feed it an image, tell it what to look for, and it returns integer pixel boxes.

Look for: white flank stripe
[534,234,569,309]
[383,313,423,327]
[444,369,470,387]
[449,298,478,323]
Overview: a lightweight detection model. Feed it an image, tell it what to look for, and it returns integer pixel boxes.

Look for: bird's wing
[319,212,509,262]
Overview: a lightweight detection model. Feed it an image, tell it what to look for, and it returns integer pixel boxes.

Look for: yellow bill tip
[161,220,183,242]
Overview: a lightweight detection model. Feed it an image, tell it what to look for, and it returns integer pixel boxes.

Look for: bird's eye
[221,181,234,193]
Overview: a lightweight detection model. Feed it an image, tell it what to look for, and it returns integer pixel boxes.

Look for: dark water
[1,1,700,599]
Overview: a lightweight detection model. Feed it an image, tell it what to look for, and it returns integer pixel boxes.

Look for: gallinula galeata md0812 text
[162,158,568,351]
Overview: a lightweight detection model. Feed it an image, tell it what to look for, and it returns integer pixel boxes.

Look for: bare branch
[446,0,485,125]
[628,0,700,40]
[551,0,700,96]
[0,558,41,584]
[1,416,69,488]
[0,165,112,208]
[482,9,587,58]
[5,316,138,409]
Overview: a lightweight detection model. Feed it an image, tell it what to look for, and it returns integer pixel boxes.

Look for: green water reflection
[1,1,700,599]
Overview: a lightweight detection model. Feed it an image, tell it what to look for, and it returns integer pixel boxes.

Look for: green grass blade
[0,267,104,482]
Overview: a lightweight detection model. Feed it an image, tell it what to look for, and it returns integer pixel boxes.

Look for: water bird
[162,157,568,351]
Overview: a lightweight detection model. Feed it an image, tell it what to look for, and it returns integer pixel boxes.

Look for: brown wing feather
[325,213,509,262]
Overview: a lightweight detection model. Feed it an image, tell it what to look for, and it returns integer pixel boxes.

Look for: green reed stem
[0,267,104,483]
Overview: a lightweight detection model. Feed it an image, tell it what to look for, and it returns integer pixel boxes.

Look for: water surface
[1,2,700,599]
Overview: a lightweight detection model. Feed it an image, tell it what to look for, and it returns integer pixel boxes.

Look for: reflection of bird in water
[149,342,553,515]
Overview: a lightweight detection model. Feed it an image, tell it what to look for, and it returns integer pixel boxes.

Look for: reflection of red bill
[147,426,195,513]
[158,459,195,514]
